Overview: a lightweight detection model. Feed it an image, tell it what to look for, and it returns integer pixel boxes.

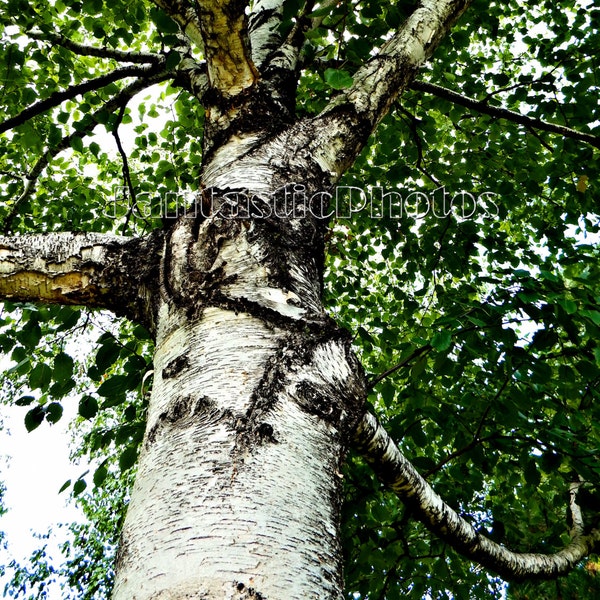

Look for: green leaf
[152,8,179,33]
[29,363,52,391]
[58,479,72,494]
[524,459,541,487]
[580,309,600,325]
[53,352,74,382]
[18,319,41,349]
[165,50,181,70]
[97,374,134,397]
[431,330,452,351]
[25,406,45,432]
[119,445,138,471]
[93,464,108,487]
[15,395,35,406]
[45,402,63,424]
[79,395,99,419]
[95,339,121,373]
[557,297,577,314]
[70,135,85,153]
[73,478,87,496]
[324,68,354,90]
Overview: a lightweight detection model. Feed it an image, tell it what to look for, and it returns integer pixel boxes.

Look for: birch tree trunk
[113,307,365,598]
[111,146,367,597]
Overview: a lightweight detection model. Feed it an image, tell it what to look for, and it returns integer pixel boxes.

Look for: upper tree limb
[307,0,472,177]
[0,232,162,333]
[153,0,256,97]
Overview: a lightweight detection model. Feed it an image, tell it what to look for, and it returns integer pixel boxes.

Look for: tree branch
[195,0,258,96]
[152,0,205,50]
[153,0,258,96]
[2,70,172,232]
[353,411,600,581]
[28,29,162,64]
[368,345,432,389]
[112,103,146,235]
[0,64,164,136]
[248,0,287,68]
[0,231,163,331]
[410,80,600,149]
[308,0,473,179]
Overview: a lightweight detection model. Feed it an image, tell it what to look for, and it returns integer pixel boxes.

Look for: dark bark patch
[161,353,190,379]
[232,581,267,599]
[103,229,164,334]
[145,395,216,447]
[295,380,342,424]
[255,421,278,444]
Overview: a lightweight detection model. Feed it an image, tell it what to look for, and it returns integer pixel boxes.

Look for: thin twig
[368,345,432,389]
[111,103,150,234]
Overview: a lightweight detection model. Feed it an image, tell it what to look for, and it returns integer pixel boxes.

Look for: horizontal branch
[0,64,164,135]
[0,231,162,331]
[410,80,600,149]
[28,29,162,64]
[353,411,600,581]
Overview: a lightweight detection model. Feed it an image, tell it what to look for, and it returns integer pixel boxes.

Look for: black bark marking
[161,353,190,379]
[232,344,288,453]
[232,581,267,599]
[103,229,164,334]
[295,380,342,424]
[255,421,277,444]
[145,395,217,447]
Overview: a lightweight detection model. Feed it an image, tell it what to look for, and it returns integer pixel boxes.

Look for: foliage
[0,0,599,598]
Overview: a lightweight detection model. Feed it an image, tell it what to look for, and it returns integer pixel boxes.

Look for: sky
[0,394,86,590]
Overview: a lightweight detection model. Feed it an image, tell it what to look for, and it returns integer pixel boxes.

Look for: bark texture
[112,169,366,596]
[113,307,365,598]
[0,232,161,330]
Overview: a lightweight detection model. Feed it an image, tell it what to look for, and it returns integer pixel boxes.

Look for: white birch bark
[309,0,472,177]
[111,132,366,597]
[248,0,285,68]
[112,307,364,598]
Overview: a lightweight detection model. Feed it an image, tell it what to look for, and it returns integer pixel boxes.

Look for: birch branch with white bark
[353,411,600,581]
[308,0,472,177]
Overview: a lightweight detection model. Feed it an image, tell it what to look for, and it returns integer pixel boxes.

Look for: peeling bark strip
[0,231,161,330]
[353,412,600,581]
[197,0,258,97]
